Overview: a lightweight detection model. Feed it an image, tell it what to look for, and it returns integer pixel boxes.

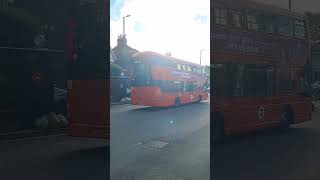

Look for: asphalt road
[213,108,320,180]
[4,98,318,180]
[110,100,210,180]
[0,135,108,180]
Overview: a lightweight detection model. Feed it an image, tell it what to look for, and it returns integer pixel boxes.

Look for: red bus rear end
[66,0,109,139]
[68,80,109,139]
[212,0,313,142]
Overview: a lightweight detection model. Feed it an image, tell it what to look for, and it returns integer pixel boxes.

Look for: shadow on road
[212,124,320,180]
[216,126,317,147]
[130,102,209,113]
[49,146,109,180]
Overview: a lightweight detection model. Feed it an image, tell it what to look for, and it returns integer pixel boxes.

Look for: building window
[230,11,242,28]
[264,16,275,34]
[247,14,258,31]
[177,64,181,70]
[278,16,293,37]
[198,67,202,74]
[294,20,306,39]
[182,65,186,71]
[193,67,197,73]
[215,7,227,25]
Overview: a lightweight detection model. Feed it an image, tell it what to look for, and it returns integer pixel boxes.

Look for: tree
[110,63,125,77]
[0,7,41,47]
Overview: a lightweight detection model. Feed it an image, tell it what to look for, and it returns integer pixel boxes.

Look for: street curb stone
[0,128,66,141]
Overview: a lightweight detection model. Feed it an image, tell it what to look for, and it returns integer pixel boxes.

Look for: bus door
[182,82,197,103]
[67,0,109,139]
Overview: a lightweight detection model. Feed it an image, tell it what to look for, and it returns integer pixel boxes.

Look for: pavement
[110,100,210,180]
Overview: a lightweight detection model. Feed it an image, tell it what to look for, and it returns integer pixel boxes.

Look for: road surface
[0,135,107,180]
[110,100,210,180]
[213,107,320,180]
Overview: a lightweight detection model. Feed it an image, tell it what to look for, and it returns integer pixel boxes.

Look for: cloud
[110,0,210,65]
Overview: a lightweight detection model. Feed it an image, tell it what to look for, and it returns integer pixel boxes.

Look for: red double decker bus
[212,0,314,141]
[131,51,209,107]
[65,0,109,139]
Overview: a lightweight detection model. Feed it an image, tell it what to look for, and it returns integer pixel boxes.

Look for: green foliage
[0,7,41,47]
[110,63,124,77]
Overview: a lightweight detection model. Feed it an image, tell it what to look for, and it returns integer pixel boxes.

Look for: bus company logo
[257,106,265,120]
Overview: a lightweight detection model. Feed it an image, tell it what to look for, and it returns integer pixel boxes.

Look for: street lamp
[289,0,292,10]
[122,14,131,64]
[123,14,131,36]
[200,49,206,65]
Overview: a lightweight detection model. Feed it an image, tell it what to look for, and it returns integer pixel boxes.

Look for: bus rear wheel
[198,95,202,102]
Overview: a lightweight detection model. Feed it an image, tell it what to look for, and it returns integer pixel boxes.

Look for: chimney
[117,34,127,47]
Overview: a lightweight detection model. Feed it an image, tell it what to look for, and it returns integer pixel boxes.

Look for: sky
[110,0,210,65]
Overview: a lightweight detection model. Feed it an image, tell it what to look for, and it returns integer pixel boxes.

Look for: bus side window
[182,82,187,92]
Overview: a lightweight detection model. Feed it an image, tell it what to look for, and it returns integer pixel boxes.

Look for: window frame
[229,10,243,28]
[277,16,294,37]
[246,13,259,32]
[294,19,306,39]
[214,7,228,25]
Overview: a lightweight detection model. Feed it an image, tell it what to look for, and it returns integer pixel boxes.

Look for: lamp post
[123,15,131,62]
[200,49,206,65]
[289,0,292,10]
